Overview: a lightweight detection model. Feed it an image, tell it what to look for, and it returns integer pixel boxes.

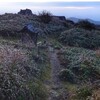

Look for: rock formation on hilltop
[18,9,33,15]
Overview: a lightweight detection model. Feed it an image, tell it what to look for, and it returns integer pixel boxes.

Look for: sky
[0,0,100,21]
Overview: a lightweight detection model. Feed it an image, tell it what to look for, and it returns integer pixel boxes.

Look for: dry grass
[92,89,100,100]
[0,44,32,100]
[0,39,49,100]
[0,45,28,64]
[87,89,100,100]
[95,49,100,57]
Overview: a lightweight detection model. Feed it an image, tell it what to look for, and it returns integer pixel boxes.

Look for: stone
[18,9,33,15]
[53,16,66,21]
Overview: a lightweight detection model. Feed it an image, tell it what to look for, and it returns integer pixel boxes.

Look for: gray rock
[18,9,33,15]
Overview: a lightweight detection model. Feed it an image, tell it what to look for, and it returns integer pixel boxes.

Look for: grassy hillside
[0,12,100,100]
[0,38,50,100]
[59,28,100,49]
[57,47,100,100]
[0,13,69,37]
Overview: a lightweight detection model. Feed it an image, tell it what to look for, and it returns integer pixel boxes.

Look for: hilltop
[0,12,71,37]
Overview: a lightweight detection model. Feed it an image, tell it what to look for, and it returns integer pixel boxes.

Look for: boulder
[53,16,66,21]
[18,9,33,15]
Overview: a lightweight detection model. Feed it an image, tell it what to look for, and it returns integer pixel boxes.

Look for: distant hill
[68,17,100,25]
[86,18,100,25]
[67,17,80,23]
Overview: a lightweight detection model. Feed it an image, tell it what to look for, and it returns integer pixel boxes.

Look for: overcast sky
[0,1,100,21]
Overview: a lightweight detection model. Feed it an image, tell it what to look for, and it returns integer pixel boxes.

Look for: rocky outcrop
[53,16,66,21]
[20,23,43,34]
[20,23,43,45]
[18,9,33,15]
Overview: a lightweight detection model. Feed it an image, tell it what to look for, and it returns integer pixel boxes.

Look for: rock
[18,9,33,15]
[21,23,43,34]
[20,23,43,45]
[53,16,66,21]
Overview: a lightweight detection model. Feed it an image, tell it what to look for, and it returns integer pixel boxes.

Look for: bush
[76,20,96,30]
[59,28,100,49]
[66,20,75,24]
[76,86,92,100]
[58,69,75,83]
[0,45,48,100]
[38,10,52,24]
[72,60,95,80]
[58,47,100,82]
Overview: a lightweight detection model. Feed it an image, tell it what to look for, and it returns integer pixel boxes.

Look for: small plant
[76,86,92,100]
[58,69,75,83]
[76,20,96,30]
[95,49,100,57]
[38,10,52,24]
[91,89,100,100]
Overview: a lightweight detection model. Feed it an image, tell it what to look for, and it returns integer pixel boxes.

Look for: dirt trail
[48,46,61,86]
[47,45,67,100]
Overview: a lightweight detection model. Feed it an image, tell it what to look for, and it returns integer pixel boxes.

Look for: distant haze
[0,2,100,21]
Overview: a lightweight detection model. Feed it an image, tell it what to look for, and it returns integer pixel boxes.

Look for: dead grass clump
[0,46,27,64]
[91,89,100,100]
[95,49,100,57]
[0,44,48,100]
[0,45,31,100]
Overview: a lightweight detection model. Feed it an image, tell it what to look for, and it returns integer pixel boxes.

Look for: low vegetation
[58,47,100,82]
[0,39,50,100]
[59,28,100,49]
[38,10,52,24]
[57,47,100,99]
[58,69,75,83]
[0,9,100,100]
[76,86,92,100]
[75,20,96,30]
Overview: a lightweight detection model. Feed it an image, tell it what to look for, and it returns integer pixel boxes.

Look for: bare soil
[47,45,68,100]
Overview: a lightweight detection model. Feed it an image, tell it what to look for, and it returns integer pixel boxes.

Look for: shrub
[59,28,100,49]
[91,89,100,100]
[72,60,95,80]
[0,45,48,100]
[76,20,96,30]
[76,86,92,100]
[66,19,74,24]
[58,69,75,83]
[58,47,100,82]
[38,10,52,24]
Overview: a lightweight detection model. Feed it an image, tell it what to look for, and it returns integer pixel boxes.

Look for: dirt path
[48,46,61,86]
[47,45,67,100]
